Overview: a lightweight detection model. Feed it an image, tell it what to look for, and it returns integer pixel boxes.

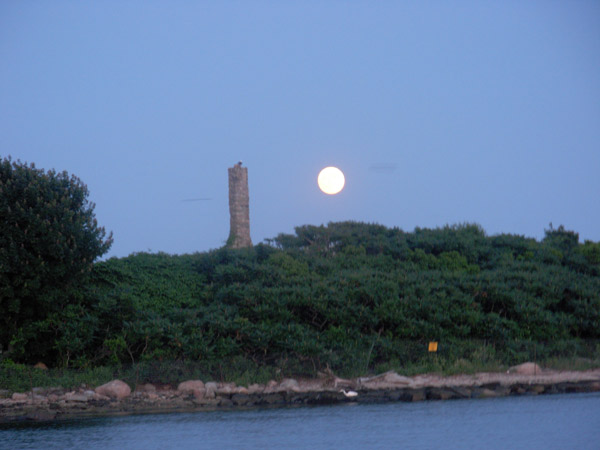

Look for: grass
[0,364,115,394]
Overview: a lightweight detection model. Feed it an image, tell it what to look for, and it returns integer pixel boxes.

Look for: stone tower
[227,162,252,248]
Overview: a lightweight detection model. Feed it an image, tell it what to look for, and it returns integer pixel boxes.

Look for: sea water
[2,392,599,449]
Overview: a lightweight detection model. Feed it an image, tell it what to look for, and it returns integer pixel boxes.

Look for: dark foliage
[0,157,112,362]
[5,220,596,379]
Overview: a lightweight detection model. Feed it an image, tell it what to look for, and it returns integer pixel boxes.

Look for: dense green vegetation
[4,220,599,384]
[2,160,599,385]
[0,158,112,361]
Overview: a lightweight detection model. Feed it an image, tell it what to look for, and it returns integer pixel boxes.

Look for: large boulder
[508,362,543,375]
[279,378,300,392]
[204,382,217,399]
[177,380,205,394]
[95,379,131,400]
[178,380,207,401]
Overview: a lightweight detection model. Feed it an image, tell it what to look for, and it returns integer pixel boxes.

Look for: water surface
[2,392,599,449]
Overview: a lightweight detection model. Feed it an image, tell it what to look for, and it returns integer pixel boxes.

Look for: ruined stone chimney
[227,162,252,248]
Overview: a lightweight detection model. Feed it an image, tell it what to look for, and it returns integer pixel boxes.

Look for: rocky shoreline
[2,363,599,424]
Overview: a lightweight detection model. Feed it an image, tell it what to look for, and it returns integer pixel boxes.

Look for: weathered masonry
[227,162,252,248]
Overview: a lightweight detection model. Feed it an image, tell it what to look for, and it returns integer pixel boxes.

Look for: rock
[508,362,542,375]
[94,393,111,401]
[449,387,472,399]
[12,393,29,401]
[231,393,252,406]
[216,382,237,395]
[355,390,387,403]
[0,389,11,399]
[472,388,498,399]
[262,393,285,405]
[247,384,264,394]
[427,388,463,400]
[191,395,209,406]
[330,374,355,389]
[477,382,507,396]
[410,389,426,402]
[494,385,510,396]
[480,382,501,391]
[33,362,48,370]
[64,393,89,402]
[219,397,233,407]
[193,389,206,400]
[305,391,340,405]
[177,380,205,394]
[203,382,217,399]
[394,390,415,402]
[380,372,412,385]
[32,394,48,404]
[235,386,249,395]
[527,385,546,395]
[95,379,131,400]
[279,378,301,392]
[360,371,412,389]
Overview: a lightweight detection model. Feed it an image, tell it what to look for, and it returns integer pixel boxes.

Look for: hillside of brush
[9,222,600,379]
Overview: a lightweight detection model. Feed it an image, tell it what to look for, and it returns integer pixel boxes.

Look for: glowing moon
[318,166,345,195]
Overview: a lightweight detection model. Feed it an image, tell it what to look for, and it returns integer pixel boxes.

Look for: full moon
[318,166,345,195]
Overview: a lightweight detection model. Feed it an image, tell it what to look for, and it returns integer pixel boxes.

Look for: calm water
[2,392,599,450]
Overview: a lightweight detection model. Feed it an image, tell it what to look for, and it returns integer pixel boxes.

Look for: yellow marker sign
[428,342,438,352]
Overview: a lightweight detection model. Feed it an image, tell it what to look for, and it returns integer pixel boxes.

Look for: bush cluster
[10,222,597,377]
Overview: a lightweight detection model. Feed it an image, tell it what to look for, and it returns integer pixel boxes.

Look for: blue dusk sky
[2,1,599,258]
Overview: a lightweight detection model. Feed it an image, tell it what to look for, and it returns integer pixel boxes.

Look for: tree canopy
[0,157,112,360]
